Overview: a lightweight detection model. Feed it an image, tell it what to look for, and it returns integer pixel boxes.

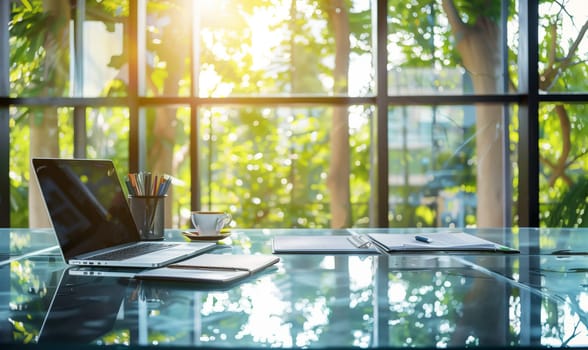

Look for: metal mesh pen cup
[129,195,166,240]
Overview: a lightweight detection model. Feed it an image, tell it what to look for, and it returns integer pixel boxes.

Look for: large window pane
[142,0,191,97]
[387,1,514,96]
[139,106,191,228]
[11,107,74,228]
[198,105,372,228]
[9,2,72,97]
[539,103,588,227]
[388,104,516,228]
[9,107,31,228]
[9,1,128,97]
[538,0,588,94]
[193,1,373,97]
[11,107,130,228]
[82,2,127,97]
[86,107,130,169]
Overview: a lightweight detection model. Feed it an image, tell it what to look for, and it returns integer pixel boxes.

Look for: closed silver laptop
[32,158,215,268]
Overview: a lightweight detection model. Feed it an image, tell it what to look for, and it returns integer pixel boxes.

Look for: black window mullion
[128,0,140,172]
[0,0,9,227]
[375,0,389,227]
[517,3,541,344]
[73,0,86,159]
[190,2,201,211]
[74,0,84,97]
[73,107,87,158]
[190,106,200,211]
[518,0,540,228]
[501,0,512,227]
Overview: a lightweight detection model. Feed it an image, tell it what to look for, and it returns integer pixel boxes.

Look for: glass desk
[1,227,587,348]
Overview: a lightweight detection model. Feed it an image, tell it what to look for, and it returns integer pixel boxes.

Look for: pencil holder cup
[129,195,166,240]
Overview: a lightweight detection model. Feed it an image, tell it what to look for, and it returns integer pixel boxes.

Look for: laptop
[32,158,216,268]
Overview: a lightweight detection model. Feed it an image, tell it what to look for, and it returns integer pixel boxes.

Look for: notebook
[32,158,216,268]
[135,253,280,283]
[272,235,380,254]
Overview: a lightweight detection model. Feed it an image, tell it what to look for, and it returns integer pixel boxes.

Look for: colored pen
[415,235,432,244]
[126,172,172,196]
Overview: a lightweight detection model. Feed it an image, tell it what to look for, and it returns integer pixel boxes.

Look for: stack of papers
[367,231,518,253]
[271,232,518,254]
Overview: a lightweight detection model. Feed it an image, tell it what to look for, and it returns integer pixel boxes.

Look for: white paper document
[366,231,518,253]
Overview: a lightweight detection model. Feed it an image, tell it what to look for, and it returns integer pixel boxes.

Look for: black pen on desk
[415,235,432,244]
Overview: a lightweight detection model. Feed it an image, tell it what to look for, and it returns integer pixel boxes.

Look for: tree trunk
[326,0,352,228]
[147,0,190,227]
[149,108,178,227]
[29,0,70,228]
[442,0,504,227]
[442,1,507,346]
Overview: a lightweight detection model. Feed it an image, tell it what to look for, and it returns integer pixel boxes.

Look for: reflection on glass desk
[1,227,588,348]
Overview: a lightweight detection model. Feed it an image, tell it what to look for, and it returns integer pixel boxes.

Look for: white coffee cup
[191,211,231,236]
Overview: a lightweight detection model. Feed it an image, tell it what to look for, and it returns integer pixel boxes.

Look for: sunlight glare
[349,256,375,290]
[248,5,290,71]
[388,281,407,303]
[237,278,293,346]
[579,291,588,311]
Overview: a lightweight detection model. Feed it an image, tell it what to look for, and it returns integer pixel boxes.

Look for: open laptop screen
[33,158,140,260]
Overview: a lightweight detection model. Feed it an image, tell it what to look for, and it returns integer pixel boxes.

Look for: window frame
[1,0,587,228]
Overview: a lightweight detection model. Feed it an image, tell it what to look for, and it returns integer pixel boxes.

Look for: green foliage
[545,177,588,227]
[453,0,502,23]
[9,4,48,96]
[536,0,588,226]
[388,0,457,67]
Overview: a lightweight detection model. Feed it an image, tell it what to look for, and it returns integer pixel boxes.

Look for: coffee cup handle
[215,213,231,232]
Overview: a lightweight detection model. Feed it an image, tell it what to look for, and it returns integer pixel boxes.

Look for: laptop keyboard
[90,243,180,261]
